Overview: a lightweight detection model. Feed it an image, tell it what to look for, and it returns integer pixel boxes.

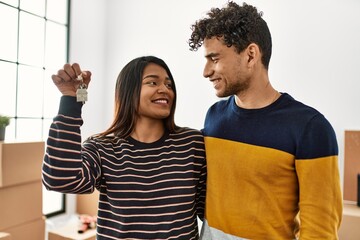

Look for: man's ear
[246,43,260,67]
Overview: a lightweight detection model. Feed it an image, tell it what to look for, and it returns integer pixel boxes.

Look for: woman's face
[138,63,175,121]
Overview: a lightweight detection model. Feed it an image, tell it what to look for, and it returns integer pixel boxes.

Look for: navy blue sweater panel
[203,93,338,160]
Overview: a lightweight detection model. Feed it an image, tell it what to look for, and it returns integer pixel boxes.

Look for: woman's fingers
[71,63,82,78]
[63,63,77,81]
[51,63,92,96]
[51,74,63,85]
[82,71,92,86]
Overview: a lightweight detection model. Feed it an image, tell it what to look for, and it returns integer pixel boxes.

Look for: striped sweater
[200,93,342,240]
[42,96,207,240]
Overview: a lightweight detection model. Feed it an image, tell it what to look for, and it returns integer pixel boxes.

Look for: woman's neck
[130,119,165,143]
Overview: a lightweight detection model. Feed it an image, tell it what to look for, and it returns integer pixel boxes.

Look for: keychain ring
[76,73,83,82]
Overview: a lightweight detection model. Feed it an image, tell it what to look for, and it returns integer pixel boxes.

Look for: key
[76,84,88,104]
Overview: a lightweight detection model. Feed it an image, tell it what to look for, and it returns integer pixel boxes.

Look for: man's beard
[217,78,250,98]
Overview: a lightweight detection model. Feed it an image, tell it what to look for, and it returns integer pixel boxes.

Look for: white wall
[65,0,108,215]
[68,0,360,214]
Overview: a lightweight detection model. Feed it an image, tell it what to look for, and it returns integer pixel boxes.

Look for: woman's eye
[144,80,172,89]
[145,81,157,86]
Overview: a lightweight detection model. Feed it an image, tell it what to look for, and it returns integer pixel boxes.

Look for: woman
[42,56,206,239]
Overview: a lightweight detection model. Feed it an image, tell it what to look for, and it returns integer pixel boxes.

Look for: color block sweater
[200,93,342,240]
[42,96,206,240]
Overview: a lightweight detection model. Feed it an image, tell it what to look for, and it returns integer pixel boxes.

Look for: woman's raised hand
[52,63,92,96]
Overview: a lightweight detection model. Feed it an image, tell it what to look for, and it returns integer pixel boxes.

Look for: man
[188,2,342,239]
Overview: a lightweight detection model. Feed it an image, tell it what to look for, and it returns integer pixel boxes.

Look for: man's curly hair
[188,1,272,69]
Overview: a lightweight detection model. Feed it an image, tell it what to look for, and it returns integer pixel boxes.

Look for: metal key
[76,83,88,104]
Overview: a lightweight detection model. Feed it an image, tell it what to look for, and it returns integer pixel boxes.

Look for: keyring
[76,73,83,81]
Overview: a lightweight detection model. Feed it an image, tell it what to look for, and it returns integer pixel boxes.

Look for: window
[0,0,70,217]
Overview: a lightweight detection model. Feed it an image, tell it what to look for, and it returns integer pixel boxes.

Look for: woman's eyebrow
[143,75,170,80]
[143,74,159,80]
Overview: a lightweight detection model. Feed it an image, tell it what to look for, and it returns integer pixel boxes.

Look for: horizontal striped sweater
[42,96,207,240]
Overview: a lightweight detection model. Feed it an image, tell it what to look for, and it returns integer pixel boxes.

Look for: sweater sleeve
[196,153,207,221]
[42,96,102,194]
[194,133,207,221]
[295,114,342,239]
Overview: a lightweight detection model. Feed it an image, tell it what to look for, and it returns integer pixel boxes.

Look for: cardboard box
[3,217,45,240]
[344,131,360,202]
[0,141,45,187]
[48,220,96,240]
[76,191,99,216]
[0,181,43,230]
[0,233,11,240]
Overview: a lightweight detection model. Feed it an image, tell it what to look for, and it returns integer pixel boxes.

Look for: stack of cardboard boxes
[0,142,45,240]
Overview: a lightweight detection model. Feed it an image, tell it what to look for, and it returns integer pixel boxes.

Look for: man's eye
[166,83,173,89]
[212,58,218,63]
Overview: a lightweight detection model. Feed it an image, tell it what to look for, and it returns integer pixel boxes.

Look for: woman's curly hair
[188,1,272,69]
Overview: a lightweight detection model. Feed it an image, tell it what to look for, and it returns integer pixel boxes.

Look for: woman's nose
[157,83,170,93]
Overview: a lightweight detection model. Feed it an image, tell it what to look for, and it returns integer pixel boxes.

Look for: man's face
[203,37,251,97]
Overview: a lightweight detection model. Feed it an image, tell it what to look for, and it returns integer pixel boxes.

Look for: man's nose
[203,62,213,78]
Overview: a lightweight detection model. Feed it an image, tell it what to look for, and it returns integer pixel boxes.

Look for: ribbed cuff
[58,96,83,117]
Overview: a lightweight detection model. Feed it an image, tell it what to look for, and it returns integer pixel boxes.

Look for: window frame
[0,0,70,218]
